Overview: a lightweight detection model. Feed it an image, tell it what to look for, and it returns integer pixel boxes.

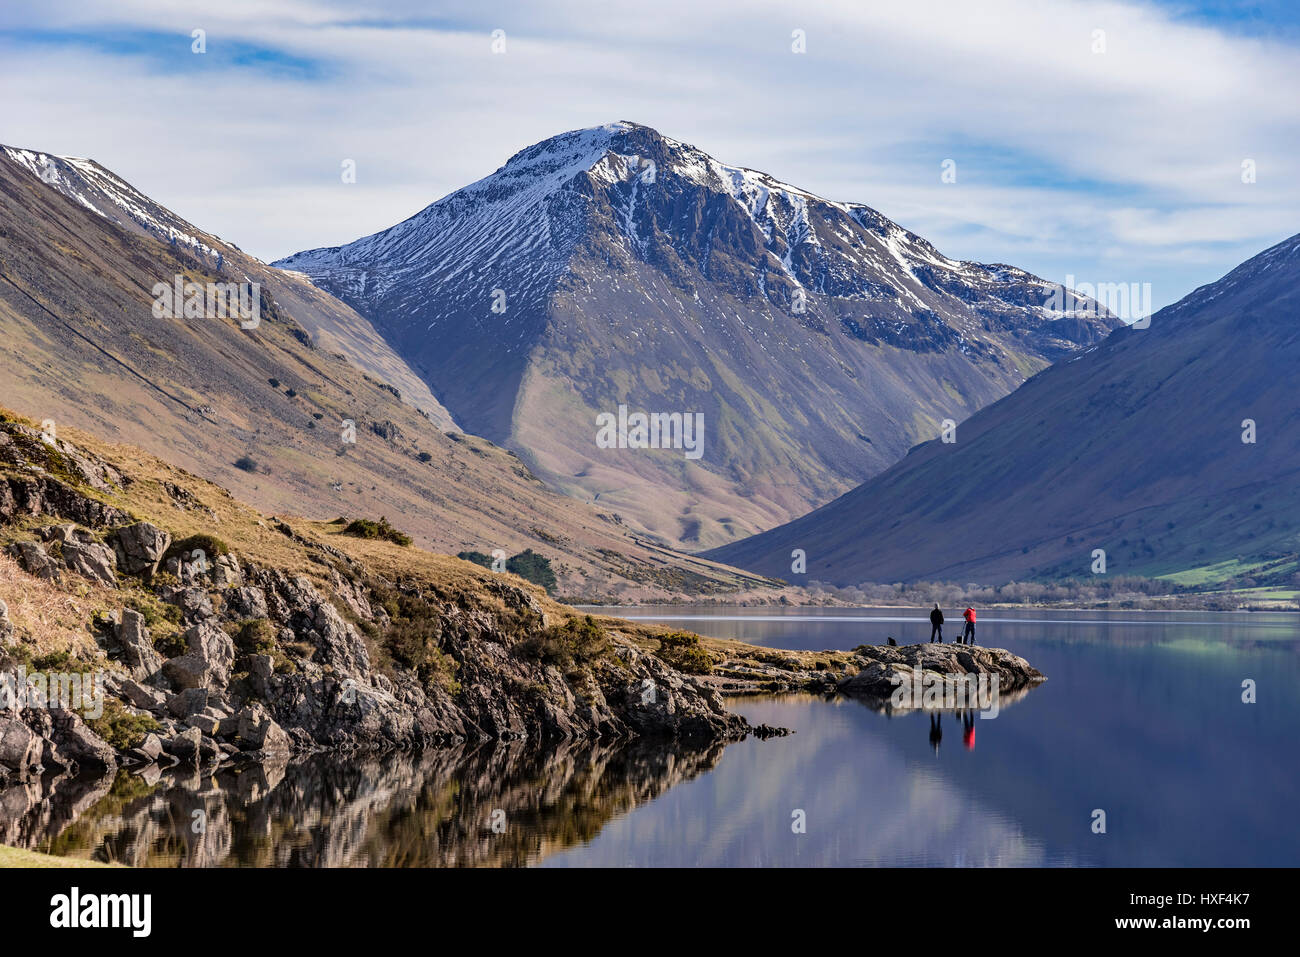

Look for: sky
[2,0,1297,310]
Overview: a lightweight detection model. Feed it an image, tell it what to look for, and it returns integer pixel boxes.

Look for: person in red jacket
[961,607,976,645]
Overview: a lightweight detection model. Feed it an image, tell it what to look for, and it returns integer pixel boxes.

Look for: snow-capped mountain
[2,146,458,432]
[277,122,1117,548]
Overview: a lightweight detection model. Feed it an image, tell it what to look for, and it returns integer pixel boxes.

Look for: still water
[5,607,1297,867]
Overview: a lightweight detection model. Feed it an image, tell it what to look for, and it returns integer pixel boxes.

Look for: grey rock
[6,541,61,582]
[162,653,212,690]
[186,714,220,736]
[213,554,242,588]
[184,621,235,685]
[110,522,171,577]
[164,726,202,760]
[0,717,42,772]
[120,677,167,711]
[223,586,268,621]
[235,704,292,755]
[165,687,210,717]
[137,732,163,761]
[116,609,162,680]
[61,539,118,586]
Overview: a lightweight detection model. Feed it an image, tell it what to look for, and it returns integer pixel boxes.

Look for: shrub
[654,631,713,675]
[342,517,412,547]
[87,700,161,751]
[519,615,609,668]
[457,550,494,569]
[234,456,260,473]
[369,585,459,692]
[235,618,277,655]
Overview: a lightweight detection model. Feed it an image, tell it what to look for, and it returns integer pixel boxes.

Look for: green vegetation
[456,548,557,594]
[233,455,261,473]
[234,618,276,655]
[163,533,230,565]
[369,585,460,693]
[519,615,609,667]
[342,517,413,547]
[86,699,161,751]
[1156,557,1295,588]
[507,550,557,594]
[653,630,714,674]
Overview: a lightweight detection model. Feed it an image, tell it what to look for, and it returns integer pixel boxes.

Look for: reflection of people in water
[962,710,976,750]
[929,713,942,753]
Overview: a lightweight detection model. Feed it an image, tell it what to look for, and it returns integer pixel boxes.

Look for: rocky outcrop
[114,609,163,681]
[837,642,1045,711]
[110,522,170,577]
[0,421,753,783]
[0,718,42,773]
[6,541,61,582]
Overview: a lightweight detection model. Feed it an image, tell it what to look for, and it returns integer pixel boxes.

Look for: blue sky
[1,0,1297,310]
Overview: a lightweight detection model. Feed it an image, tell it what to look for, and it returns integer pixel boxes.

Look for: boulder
[234,704,292,755]
[184,621,235,685]
[46,710,117,771]
[61,539,118,587]
[116,609,162,680]
[137,733,163,761]
[163,587,214,622]
[6,541,61,582]
[0,716,42,772]
[213,554,242,588]
[223,586,268,621]
[164,725,202,760]
[119,677,167,711]
[165,687,210,718]
[162,653,212,691]
[186,714,220,736]
[110,522,171,577]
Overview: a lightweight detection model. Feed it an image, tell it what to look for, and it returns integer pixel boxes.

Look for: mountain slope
[0,145,778,601]
[276,122,1116,549]
[2,146,458,432]
[705,233,1300,586]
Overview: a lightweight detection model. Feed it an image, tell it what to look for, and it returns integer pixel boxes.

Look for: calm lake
[5,606,1297,867]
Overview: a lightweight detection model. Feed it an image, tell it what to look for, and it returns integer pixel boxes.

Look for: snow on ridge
[4,146,218,261]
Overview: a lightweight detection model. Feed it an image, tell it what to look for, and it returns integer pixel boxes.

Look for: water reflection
[1,738,727,867]
[4,606,1297,867]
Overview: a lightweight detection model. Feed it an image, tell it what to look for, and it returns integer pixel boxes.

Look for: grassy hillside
[0,151,777,602]
[708,233,1300,589]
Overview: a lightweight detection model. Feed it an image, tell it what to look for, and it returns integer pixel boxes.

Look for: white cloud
[1,0,1295,307]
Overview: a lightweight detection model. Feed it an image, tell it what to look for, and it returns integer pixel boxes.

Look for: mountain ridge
[276,122,1119,549]
[705,231,1300,586]
[0,143,778,601]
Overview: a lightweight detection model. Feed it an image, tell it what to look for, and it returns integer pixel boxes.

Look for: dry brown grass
[0,551,111,660]
[0,409,802,665]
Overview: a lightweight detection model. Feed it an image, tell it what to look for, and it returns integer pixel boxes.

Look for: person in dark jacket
[962,607,976,645]
[929,603,944,643]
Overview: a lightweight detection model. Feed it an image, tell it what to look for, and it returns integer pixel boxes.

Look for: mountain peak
[274,124,1118,549]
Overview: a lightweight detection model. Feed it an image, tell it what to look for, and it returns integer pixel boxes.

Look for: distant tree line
[457,548,557,594]
[805,573,1296,611]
